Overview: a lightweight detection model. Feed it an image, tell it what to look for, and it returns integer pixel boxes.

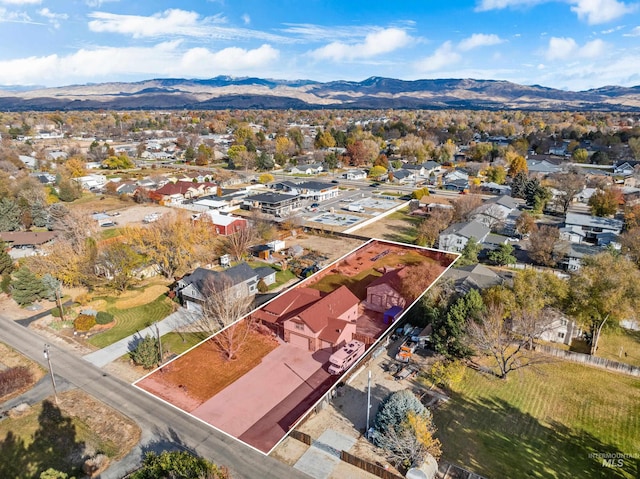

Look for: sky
[0,0,639,91]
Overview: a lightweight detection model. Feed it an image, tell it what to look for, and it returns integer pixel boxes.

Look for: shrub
[257,278,268,293]
[130,334,159,369]
[74,313,96,332]
[0,274,10,294]
[0,365,33,397]
[50,307,61,318]
[75,292,91,305]
[95,311,114,325]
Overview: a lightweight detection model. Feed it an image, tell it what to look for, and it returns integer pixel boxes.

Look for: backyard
[434,361,640,479]
[356,209,420,243]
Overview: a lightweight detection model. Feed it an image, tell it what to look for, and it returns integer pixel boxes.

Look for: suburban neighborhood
[1,102,640,479]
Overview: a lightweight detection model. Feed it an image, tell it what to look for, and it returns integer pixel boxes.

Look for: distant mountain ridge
[0,76,639,111]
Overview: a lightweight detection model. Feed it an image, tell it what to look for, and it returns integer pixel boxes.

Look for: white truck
[347,204,365,213]
[328,340,365,375]
[143,212,161,224]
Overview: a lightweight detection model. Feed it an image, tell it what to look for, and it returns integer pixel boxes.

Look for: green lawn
[161,332,206,356]
[88,295,174,349]
[597,327,640,368]
[434,362,640,479]
[246,260,298,290]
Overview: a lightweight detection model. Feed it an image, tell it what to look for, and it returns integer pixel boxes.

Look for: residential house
[344,169,367,180]
[439,220,491,252]
[198,211,247,235]
[75,174,107,190]
[18,155,37,169]
[289,163,323,175]
[282,285,359,351]
[471,195,519,232]
[273,181,339,201]
[151,181,217,205]
[0,231,59,258]
[253,285,359,351]
[526,159,562,176]
[559,225,587,244]
[243,192,302,217]
[564,212,623,243]
[613,160,640,176]
[363,267,408,313]
[402,163,425,177]
[176,262,275,311]
[556,242,603,271]
[537,311,582,346]
[392,169,415,184]
[444,263,504,294]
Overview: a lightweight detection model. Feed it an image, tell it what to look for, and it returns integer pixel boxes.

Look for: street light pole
[366,369,372,437]
[43,344,59,404]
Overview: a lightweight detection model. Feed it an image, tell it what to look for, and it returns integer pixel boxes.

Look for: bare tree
[549,171,584,214]
[527,224,560,267]
[468,305,552,379]
[199,275,255,361]
[452,194,483,222]
[221,225,255,261]
[416,207,453,247]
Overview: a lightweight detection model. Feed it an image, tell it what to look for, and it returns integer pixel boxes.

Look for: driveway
[83,307,198,367]
[192,343,331,452]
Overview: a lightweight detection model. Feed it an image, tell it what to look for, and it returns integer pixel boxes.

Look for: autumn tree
[400,261,444,303]
[62,157,87,178]
[484,165,507,184]
[95,241,144,291]
[507,153,527,177]
[515,211,535,236]
[372,390,441,468]
[572,148,589,163]
[130,450,229,479]
[368,165,387,178]
[126,213,218,279]
[102,154,134,169]
[314,129,336,149]
[568,253,640,355]
[527,224,560,266]
[588,188,621,217]
[620,227,640,266]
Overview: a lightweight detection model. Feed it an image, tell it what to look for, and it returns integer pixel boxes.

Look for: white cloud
[545,36,607,60]
[476,0,637,23]
[0,6,34,23]
[87,8,289,42]
[458,33,505,51]
[0,42,280,86]
[241,13,250,25]
[414,41,462,72]
[475,0,544,11]
[84,0,119,7]
[600,25,625,33]
[624,25,640,35]
[0,0,40,4]
[37,8,68,29]
[570,0,637,24]
[310,28,411,61]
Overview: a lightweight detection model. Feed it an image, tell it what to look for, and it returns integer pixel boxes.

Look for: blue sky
[0,0,639,90]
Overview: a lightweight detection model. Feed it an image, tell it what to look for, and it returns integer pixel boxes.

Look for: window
[557,332,565,339]
[294,323,304,331]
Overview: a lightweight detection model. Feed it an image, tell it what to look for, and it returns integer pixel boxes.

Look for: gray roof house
[444,264,504,293]
[176,262,276,311]
[564,212,623,242]
[471,195,520,232]
[439,220,491,253]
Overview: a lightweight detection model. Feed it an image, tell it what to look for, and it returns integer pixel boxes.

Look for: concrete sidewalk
[82,307,199,368]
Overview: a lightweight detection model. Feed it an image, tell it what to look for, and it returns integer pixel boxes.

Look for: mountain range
[1,76,639,111]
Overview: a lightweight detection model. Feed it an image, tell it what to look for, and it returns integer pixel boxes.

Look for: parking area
[309,212,362,227]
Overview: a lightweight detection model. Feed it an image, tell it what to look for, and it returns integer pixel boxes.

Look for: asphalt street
[0,314,311,479]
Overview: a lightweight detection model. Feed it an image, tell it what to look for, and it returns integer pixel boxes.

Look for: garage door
[289,333,309,350]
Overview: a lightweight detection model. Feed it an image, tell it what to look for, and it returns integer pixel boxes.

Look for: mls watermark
[589,452,640,468]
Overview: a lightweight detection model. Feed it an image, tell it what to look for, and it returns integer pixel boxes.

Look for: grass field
[246,261,298,290]
[434,361,640,479]
[0,390,139,478]
[161,332,205,356]
[88,294,174,349]
[597,327,640,368]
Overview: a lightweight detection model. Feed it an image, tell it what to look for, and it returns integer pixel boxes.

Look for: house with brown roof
[150,181,217,205]
[363,268,408,313]
[253,285,359,352]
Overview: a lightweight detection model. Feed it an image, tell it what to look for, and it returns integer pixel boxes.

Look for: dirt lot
[272,344,443,478]
[287,233,364,263]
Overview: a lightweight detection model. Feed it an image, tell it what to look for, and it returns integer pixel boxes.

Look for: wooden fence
[340,450,404,479]
[289,429,312,445]
[534,344,640,377]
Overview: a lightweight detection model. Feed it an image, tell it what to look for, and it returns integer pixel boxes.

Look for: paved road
[83,307,198,368]
[0,315,311,479]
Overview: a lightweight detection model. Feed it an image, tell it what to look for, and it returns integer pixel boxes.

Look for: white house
[344,169,367,180]
[439,220,491,253]
[564,213,623,242]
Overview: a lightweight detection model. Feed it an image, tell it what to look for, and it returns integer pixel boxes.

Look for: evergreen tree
[488,243,517,266]
[130,334,160,369]
[0,241,14,276]
[0,198,21,231]
[431,289,484,359]
[11,267,46,305]
[510,171,528,199]
[456,237,481,266]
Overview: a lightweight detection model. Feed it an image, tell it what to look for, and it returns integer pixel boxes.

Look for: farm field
[434,361,640,479]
